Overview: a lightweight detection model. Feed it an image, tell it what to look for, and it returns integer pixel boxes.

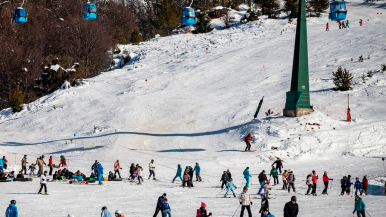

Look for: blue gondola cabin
[83,2,97,20]
[181,7,196,26]
[14,7,27,24]
[329,0,347,21]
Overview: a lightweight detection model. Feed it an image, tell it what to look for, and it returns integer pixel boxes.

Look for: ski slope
[1,1,386,216]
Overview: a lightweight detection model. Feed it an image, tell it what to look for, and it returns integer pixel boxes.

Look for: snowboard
[0,180,12,182]
[108,178,123,181]
[69,180,89,184]
[50,179,68,182]
[102,178,108,181]
[13,178,33,182]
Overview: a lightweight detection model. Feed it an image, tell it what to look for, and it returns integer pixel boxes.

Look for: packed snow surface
[1,1,385,216]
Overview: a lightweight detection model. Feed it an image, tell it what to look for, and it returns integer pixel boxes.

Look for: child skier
[354,177,363,196]
[163,199,171,217]
[148,159,156,180]
[282,170,288,190]
[196,202,212,217]
[172,164,183,183]
[224,178,237,197]
[29,163,36,176]
[305,173,313,195]
[264,180,271,198]
[183,172,192,188]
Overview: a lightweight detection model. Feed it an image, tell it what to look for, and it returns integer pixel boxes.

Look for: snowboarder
[38,171,48,194]
[153,193,167,217]
[220,171,229,189]
[362,175,368,195]
[148,159,156,180]
[163,199,171,217]
[283,196,298,217]
[97,162,104,185]
[196,202,212,217]
[359,19,363,26]
[193,162,202,182]
[341,176,349,195]
[326,22,329,31]
[311,170,318,195]
[258,170,267,194]
[129,163,136,180]
[282,170,288,190]
[183,172,192,188]
[259,193,269,217]
[101,206,112,217]
[354,177,363,196]
[322,171,331,195]
[271,158,283,174]
[243,167,252,188]
[172,164,183,183]
[114,210,125,217]
[353,195,366,217]
[305,173,313,195]
[270,166,279,185]
[239,186,252,217]
[21,155,28,175]
[287,170,296,193]
[91,160,99,177]
[5,200,18,217]
[114,160,122,178]
[224,178,237,197]
[244,133,253,151]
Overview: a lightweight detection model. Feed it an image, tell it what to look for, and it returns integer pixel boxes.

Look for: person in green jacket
[353,195,366,217]
[270,166,279,185]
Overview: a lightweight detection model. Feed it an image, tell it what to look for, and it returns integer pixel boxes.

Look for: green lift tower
[283,0,314,117]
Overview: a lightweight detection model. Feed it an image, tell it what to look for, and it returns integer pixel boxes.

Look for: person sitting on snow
[16,171,24,179]
[108,171,116,180]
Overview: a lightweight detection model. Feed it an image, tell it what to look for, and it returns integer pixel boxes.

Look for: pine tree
[9,85,25,113]
[284,0,298,20]
[308,0,329,17]
[130,27,141,45]
[248,11,259,22]
[156,0,180,35]
[193,12,214,34]
[262,0,281,18]
[332,67,353,91]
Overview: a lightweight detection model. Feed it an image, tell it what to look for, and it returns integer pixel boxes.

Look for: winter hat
[243,186,248,191]
[163,193,167,197]
[291,196,297,201]
[223,171,226,173]
[266,180,270,184]
[263,207,269,211]
[201,202,206,207]
[324,171,327,174]
[260,193,265,197]
[262,170,265,173]
[246,167,249,169]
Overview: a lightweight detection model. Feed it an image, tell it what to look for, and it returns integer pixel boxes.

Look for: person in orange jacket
[114,160,122,178]
[311,170,318,195]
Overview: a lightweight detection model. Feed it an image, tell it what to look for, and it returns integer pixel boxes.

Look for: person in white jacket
[148,159,156,180]
[38,171,48,194]
[239,186,252,217]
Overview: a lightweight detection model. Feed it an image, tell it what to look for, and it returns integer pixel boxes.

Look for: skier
[259,193,269,217]
[163,198,171,217]
[362,175,368,195]
[341,176,349,195]
[38,171,48,194]
[28,163,36,176]
[91,160,99,177]
[243,167,252,188]
[258,170,267,194]
[114,210,125,217]
[21,155,28,175]
[322,171,331,195]
[193,162,202,182]
[172,164,183,183]
[244,133,253,151]
[101,206,112,217]
[137,165,143,184]
[226,169,232,180]
[220,171,229,190]
[262,207,275,217]
[326,22,329,31]
[196,202,212,217]
[153,193,167,217]
[311,170,318,195]
[97,162,104,185]
[224,178,237,197]
[270,166,279,185]
[342,21,346,28]
[5,200,18,217]
[239,186,252,217]
[354,177,363,196]
[305,173,313,195]
[359,19,363,26]
[353,195,366,217]
[183,172,192,188]
[264,180,271,198]
[48,156,53,175]
[346,20,350,28]
[271,158,283,174]
[188,166,194,183]
[287,170,296,193]
[148,159,156,180]
[348,175,353,195]
[283,196,298,217]
[114,160,122,178]
[282,170,288,190]
[129,163,136,180]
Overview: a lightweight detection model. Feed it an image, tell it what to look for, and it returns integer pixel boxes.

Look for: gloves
[251,202,253,205]
[259,210,262,213]
[235,187,238,189]
[240,202,242,205]
[209,212,212,216]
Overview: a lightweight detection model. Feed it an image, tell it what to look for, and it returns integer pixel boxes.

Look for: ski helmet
[291,196,297,201]
[10,200,16,205]
[260,193,265,197]
[266,180,270,184]
[115,210,122,216]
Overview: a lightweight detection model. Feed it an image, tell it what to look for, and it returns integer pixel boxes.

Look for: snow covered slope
[1,1,385,216]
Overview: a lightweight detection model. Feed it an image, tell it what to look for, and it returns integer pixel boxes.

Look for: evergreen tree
[156,0,180,35]
[284,0,298,20]
[193,12,214,34]
[9,85,24,113]
[130,27,141,45]
[308,0,329,17]
[332,67,353,91]
[262,0,281,18]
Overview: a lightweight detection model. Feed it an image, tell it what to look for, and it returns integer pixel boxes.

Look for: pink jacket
[183,174,190,181]
[114,162,120,170]
[196,208,209,217]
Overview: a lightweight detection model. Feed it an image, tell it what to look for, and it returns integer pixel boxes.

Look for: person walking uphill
[194,162,202,182]
[284,196,298,217]
[101,206,112,217]
[258,170,267,194]
[243,167,252,188]
[353,195,366,217]
[244,133,253,151]
[271,158,283,174]
[97,162,104,185]
[148,159,156,180]
[224,178,237,197]
[196,202,212,217]
[114,160,122,178]
[172,164,183,183]
[270,166,279,185]
[5,200,18,217]
[153,193,167,217]
[38,171,48,194]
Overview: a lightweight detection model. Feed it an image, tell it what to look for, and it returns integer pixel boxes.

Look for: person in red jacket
[326,23,329,31]
[196,202,212,217]
[48,156,54,175]
[322,171,332,195]
[244,134,253,151]
[359,19,363,26]
[311,170,318,195]
[362,175,368,195]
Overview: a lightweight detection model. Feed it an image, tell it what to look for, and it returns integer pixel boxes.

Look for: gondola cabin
[14,7,27,24]
[181,7,196,26]
[329,1,347,21]
[83,2,97,20]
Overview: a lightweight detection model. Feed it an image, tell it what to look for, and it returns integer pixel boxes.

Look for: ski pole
[366,210,372,217]
[232,204,241,217]
[217,180,221,188]
[241,178,244,187]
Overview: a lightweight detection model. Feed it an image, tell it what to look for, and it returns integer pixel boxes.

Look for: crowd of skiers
[325,19,364,31]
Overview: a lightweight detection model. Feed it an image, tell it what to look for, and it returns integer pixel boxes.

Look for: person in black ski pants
[284,196,299,217]
[153,193,167,217]
[259,193,269,217]
[220,171,229,189]
[271,158,283,174]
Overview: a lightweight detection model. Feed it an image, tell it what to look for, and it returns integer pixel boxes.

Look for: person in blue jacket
[354,177,363,196]
[172,164,183,183]
[243,167,252,188]
[72,174,83,182]
[224,178,237,197]
[0,158,3,173]
[347,175,353,195]
[163,198,171,217]
[262,207,275,217]
[5,200,18,217]
[353,195,366,217]
[193,162,202,182]
[101,206,112,217]
[97,162,104,185]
